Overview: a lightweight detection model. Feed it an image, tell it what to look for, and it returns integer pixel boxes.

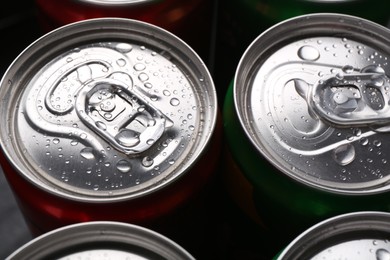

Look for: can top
[277,211,390,260]
[6,221,195,260]
[0,18,217,202]
[235,13,390,194]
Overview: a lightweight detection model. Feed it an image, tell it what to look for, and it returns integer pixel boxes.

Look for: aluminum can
[276,211,390,260]
[215,0,390,99]
[7,221,195,259]
[33,0,215,68]
[223,13,390,253]
[0,18,220,235]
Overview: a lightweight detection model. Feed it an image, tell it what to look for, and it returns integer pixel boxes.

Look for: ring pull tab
[312,66,390,126]
[75,78,173,155]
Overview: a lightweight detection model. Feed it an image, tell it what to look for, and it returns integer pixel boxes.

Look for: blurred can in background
[275,212,390,260]
[224,13,390,256]
[7,221,195,260]
[215,0,390,99]
[33,0,216,67]
[0,18,221,236]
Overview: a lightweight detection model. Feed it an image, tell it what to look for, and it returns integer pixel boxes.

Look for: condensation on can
[276,211,390,260]
[224,13,390,250]
[6,221,195,260]
[0,18,220,234]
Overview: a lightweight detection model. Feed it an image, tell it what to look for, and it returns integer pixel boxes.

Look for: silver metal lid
[277,211,390,260]
[235,13,390,194]
[6,221,195,260]
[0,18,217,202]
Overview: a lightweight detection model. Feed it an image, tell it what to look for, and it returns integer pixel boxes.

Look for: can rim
[0,17,217,202]
[6,221,195,259]
[276,211,390,259]
[233,13,390,195]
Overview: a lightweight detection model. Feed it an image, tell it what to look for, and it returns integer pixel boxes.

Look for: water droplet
[53,138,60,144]
[360,137,369,146]
[376,248,390,260]
[115,129,140,147]
[332,144,355,166]
[116,58,126,67]
[373,140,382,147]
[117,159,131,173]
[116,43,133,53]
[163,90,171,96]
[144,82,153,89]
[336,72,344,80]
[95,121,107,131]
[142,156,154,167]
[139,73,149,82]
[298,45,320,61]
[170,98,180,106]
[146,139,155,145]
[134,63,146,71]
[80,147,95,160]
[70,140,78,146]
[353,128,362,137]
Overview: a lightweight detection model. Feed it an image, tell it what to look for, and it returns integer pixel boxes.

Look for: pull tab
[312,66,390,126]
[75,78,173,155]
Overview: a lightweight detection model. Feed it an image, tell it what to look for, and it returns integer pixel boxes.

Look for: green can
[223,13,390,255]
[215,0,390,98]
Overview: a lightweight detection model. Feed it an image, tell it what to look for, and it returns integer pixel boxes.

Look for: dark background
[0,1,41,259]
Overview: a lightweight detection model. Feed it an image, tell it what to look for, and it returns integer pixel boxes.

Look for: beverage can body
[0,18,220,235]
[223,13,390,249]
[6,221,195,260]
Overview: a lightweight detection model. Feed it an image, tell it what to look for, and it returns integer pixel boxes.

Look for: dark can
[215,0,390,98]
[0,18,220,235]
[7,221,195,259]
[33,0,215,67]
[223,13,390,253]
[276,211,390,260]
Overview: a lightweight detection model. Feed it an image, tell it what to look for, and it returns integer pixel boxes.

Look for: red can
[33,0,215,65]
[0,18,221,236]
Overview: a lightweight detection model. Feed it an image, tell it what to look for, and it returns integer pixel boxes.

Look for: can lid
[277,211,390,260]
[235,13,390,194]
[0,18,217,201]
[6,221,195,260]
